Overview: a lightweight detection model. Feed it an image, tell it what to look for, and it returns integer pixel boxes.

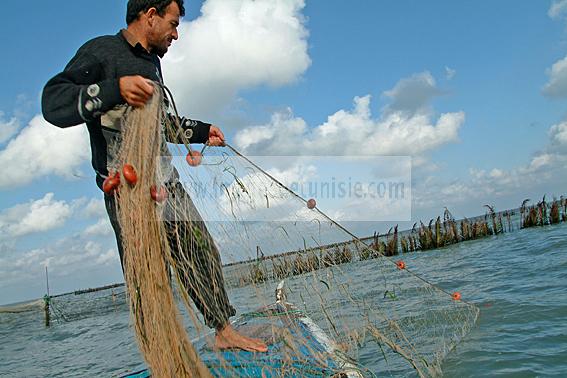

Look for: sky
[1,0,567,305]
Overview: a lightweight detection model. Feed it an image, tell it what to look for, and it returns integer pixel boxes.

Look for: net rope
[107,84,479,377]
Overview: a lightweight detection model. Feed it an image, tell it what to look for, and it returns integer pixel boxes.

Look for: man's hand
[119,75,154,107]
[208,125,225,146]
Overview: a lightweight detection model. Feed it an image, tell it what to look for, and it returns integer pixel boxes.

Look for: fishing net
[108,84,479,378]
[45,288,128,323]
[0,299,44,314]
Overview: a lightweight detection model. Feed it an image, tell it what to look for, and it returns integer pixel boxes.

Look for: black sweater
[42,30,210,190]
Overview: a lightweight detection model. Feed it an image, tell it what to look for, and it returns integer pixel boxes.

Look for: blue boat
[119,281,366,377]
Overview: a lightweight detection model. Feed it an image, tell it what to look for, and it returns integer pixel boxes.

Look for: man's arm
[164,114,225,146]
[42,47,123,128]
[166,115,212,144]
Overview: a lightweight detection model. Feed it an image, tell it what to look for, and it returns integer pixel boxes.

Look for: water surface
[1,223,565,377]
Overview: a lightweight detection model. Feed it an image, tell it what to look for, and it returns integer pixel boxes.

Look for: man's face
[149,2,180,57]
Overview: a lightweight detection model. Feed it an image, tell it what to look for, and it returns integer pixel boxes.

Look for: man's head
[126,0,185,57]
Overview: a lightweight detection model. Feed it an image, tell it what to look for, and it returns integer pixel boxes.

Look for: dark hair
[126,0,185,24]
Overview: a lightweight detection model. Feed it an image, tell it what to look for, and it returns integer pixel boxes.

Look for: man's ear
[145,7,158,26]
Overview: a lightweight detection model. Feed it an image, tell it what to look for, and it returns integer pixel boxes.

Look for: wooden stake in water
[44,266,50,327]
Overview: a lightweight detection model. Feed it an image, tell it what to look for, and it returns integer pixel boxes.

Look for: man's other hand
[208,125,225,146]
[119,75,154,107]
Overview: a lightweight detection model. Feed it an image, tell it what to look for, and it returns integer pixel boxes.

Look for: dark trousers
[104,183,235,329]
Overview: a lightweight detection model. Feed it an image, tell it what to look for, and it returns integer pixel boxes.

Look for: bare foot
[215,324,268,352]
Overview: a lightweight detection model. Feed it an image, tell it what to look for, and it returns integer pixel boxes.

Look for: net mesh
[109,85,479,377]
[0,299,44,314]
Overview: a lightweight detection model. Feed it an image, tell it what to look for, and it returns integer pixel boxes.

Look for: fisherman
[42,0,267,353]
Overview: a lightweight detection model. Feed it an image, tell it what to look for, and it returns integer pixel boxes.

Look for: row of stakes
[395,260,461,301]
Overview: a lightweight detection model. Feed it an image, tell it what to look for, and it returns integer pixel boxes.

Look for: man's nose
[172,29,179,40]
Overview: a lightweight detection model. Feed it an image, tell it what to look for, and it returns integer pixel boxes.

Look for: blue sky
[1,0,567,305]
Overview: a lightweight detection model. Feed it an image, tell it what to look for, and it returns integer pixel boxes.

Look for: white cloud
[83,218,113,236]
[234,94,464,157]
[413,119,567,214]
[445,66,456,80]
[0,235,120,288]
[489,168,504,179]
[543,1,567,99]
[163,0,310,119]
[0,115,90,188]
[234,108,308,154]
[211,163,313,221]
[0,112,20,144]
[96,249,119,265]
[383,71,443,114]
[549,121,567,151]
[83,198,107,218]
[542,55,567,98]
[549,0,567,19]
[0,193,72,238]
[471,121,567,193]
[233,73,463,158]
[529,153,555,170]
[267,163,318,187]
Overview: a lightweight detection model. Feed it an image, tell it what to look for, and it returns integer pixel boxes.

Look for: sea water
[1,222,566,377]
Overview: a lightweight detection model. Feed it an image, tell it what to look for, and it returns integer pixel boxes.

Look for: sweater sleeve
[165,115,211,144]
[42,47,123,128]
